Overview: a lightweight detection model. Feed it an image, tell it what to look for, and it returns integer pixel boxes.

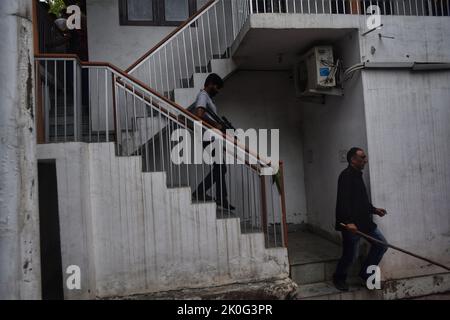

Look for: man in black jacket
[333,147,388,291]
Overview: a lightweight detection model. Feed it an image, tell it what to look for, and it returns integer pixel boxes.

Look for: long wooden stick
[340,223,450,271]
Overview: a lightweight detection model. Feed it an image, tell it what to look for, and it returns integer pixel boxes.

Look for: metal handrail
[126,0,218,73]
[34,54,288,248]
[35,53,274,172]
[126,0,251,101]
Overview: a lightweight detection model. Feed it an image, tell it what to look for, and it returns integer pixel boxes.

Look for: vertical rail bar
[171,42,177,93]
[182,32,190,88]
[279,161,288,248]
[260,175,269,245]
[111,72,119,145]
[207,10,214,59]
[221,0,229,55]
[54,61,57,142]
[73,60,77,141]
[164,46,170,98]
[64,61,67,141]
[35,60,45,143]
[214,5,221,56]
[201,15,208,71]
[96,68,100,142]
[105,69,109,142]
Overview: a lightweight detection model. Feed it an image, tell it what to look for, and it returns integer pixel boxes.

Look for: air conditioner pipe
[344,62,450,78]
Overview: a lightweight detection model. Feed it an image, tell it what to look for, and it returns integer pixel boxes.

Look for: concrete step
[288,230,361,285]
[294,280,383,300]
[174,58,237,108]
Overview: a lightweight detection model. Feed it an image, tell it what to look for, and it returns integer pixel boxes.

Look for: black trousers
[334,228,388,281]
[195,162,228,202]
[195,141,228,203]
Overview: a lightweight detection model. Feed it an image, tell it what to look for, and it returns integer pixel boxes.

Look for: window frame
[119,0,197,26]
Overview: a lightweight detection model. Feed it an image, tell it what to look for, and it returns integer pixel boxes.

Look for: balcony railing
[127,0,251,100]
[249,0,449,16]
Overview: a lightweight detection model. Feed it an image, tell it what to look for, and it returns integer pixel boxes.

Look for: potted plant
[44,0,68,31]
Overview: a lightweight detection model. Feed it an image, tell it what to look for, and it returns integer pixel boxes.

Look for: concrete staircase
[87,143,288,298]
[288,230,372,300]
[174,57,238,108]
[288,230,450,300]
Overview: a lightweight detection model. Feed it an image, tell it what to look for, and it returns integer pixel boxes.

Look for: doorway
[38,160,64,300]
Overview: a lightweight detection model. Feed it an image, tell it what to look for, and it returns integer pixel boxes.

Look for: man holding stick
[333,147,388,291]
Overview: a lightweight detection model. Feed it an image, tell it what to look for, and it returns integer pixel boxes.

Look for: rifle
[205,109,235,132]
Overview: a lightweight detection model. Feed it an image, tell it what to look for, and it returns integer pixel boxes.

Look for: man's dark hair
[347,147,363,164]
[205,73,224,89]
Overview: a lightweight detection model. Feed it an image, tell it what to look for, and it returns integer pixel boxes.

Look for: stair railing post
[231,0,236,39]
[73,60,77,141]
[260,174,268,244]
[111,73,117,146]
[279,161,288,248]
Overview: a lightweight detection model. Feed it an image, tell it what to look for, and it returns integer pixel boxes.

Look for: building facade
[0,0,449,299]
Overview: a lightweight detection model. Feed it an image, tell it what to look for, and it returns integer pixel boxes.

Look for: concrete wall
[0,0,41,299]
[215,71,308,225]
[37,144,96,299]
[359,16,450,64]
[86,0,176,69]
[300,30,369,238]
[362,70,450,279]
[250,14,450,64]
[87,0,223,70]
[37,142,288,298]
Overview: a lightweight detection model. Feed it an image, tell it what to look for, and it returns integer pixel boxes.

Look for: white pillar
[0,0,41,299]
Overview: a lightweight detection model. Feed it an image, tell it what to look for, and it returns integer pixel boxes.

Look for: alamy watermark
[170,122,279,176]
[366,265,382,290]
[66,265,81,290]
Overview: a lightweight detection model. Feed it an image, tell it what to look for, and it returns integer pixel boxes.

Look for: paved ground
[412,292,450,300]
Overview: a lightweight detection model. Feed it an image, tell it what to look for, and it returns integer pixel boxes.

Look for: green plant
[272,170,282,196]
[47,0,67,18]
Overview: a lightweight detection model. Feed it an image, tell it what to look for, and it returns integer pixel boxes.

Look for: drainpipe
[0,0,41,299]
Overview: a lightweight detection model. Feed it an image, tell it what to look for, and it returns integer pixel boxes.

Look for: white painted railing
[35,54,288,249]
[249,0,449,16]
[127,0,251,101]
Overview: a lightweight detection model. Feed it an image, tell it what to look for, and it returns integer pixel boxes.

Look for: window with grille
[119,0,197,26]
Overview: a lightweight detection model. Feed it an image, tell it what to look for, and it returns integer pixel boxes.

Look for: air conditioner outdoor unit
[294,46,342,97]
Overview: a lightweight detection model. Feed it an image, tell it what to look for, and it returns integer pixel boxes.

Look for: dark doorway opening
[38,161,64,300]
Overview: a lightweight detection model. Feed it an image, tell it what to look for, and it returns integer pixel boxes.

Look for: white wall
[87,0,176,69]
[359,16,450,64]
[37,142,288,298]
[362,70,450,279]
[86,0,228,71]
[250,14,450,64]
[215,71,308,225]
[359,16,450,280]
[0,0,41,300]
[300,30,370,238]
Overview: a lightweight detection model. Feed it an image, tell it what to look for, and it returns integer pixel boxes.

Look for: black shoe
[358,271,369,288]
[332,277,349,292]
[216,200,236,211]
